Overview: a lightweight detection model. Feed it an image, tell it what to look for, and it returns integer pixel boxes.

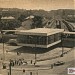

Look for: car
[54,61,65,66]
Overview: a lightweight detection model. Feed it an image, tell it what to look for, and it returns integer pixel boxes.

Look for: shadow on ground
[8,43,74,61]
[9,43,60,54]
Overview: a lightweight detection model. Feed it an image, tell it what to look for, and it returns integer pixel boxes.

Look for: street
[0,43,75,75]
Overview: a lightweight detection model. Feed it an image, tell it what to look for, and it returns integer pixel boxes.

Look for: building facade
[16,28,64,48]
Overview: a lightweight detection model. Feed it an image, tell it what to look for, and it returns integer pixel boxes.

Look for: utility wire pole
[60,33,64,57]
[9,60,11,75]
[1,31,5,61]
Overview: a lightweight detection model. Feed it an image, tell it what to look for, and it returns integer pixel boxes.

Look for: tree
[0,21,4,30]
[32,16,43,28]
[0,15,2,21]
[7,20,21,30]
[2,20,21,30]
[18,14,26,22]
[18,10,33,22]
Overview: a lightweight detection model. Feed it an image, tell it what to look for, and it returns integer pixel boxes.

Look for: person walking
[31,60,32,64]
[51,64,53,69]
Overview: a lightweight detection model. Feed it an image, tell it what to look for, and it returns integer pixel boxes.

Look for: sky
[0,0,74,11]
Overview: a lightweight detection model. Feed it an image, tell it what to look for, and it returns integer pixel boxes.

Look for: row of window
[48,33,61,44]
[17,33,61,45]
[17,35,47,45]
[62,34,75,38]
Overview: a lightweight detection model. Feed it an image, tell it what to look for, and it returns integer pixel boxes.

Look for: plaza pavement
[0,43,75,75]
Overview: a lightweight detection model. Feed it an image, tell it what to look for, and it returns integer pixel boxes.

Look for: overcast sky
[0,0,74,11]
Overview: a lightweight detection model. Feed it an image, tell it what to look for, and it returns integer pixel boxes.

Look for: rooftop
[63,31,75,34]
[1,16,15,19]
[16,28,64,36]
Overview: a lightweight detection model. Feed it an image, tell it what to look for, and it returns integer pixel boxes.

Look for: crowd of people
[10,59,28,66]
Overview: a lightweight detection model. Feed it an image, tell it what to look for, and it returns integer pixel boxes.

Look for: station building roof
[16,28,64,36]
[63,31,75,34]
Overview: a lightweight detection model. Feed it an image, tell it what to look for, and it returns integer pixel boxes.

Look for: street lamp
[29,36,42,64]
[60,33,64,57]
[29,36,37,64]
[73,34,75,47]
[9,59,12,75]
[34,36,42,64]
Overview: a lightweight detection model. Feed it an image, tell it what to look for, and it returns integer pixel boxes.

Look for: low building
[16,28,64,48]
[1,16,15,20]
[62,31,75,47]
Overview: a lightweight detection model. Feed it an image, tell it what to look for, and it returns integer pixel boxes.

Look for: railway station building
[62,31,75,47]
[16,28,64,48]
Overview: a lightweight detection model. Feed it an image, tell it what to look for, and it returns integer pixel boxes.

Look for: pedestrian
[1,57,2,60]
[17,60,18,65]
[21,60,23,64]
[19,61,21,66]
[23,69,25,73]
[14,60,17,65]
[8,72,9,75]
[34,63,35,65]
[25,61,28,65]
[30,72,32,75]
[51,64,53,69]
[31,60,32,64]
[3,64,6,69]
[12,61,14,66]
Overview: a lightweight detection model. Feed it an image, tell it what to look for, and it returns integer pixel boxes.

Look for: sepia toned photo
[0,0,75,75]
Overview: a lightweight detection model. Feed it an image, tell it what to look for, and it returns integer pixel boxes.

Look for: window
[48,35,54,44]
[37,36,47,45]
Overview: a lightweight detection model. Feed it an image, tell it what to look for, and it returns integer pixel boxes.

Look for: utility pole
[9,60,11,75]
[34,36,37,65]
[35,43,36,64]
[73,35,75,49]
[29,36,37,65]
[1,31,5,61]
[60,33,64,57]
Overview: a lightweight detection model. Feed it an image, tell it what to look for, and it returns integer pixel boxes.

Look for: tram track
[45,19,75,32]
[62,20,75,32]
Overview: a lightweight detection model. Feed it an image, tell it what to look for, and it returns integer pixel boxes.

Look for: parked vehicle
[54,61,65,66]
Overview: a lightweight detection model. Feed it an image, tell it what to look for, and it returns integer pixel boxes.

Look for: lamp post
[60,33,64,57]
[29,36,42,64]
[29,36,37,64]
[34,36,43,64]
[9,59,11,75]
[34,42,37,64]
[73,34,75,47]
